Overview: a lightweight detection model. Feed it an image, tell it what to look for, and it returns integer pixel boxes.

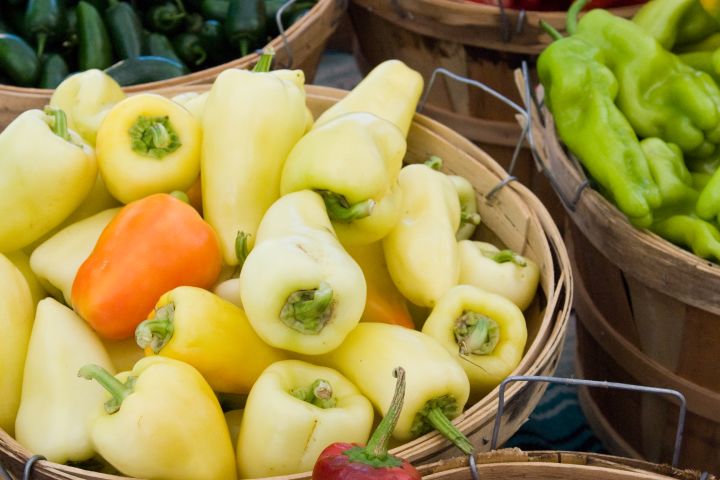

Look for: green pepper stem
[135,303,175,353]
[566,0,589,36]
[44,106,70,141]
[191,46,207,65]
[367,367,406,458]
[170,190,190,203]
[317,190,375,223]
[291,379,337,408]
[252,46,275,71]
[280,281,334,334]
[78,364,133,414]
[455,312,501,356]
[234,231,250,273]
[425,155,443,170]
[149,123,171,149]
[486,249,527,267]
[460,210,481,226]
[540,20,564,41]
[129,115,182,159]
[426,407,474,455]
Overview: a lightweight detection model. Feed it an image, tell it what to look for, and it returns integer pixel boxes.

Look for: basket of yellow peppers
[0,50,571,480]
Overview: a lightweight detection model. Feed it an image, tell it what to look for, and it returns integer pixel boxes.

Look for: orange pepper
[346,242,415,329]
[71,193,222,340]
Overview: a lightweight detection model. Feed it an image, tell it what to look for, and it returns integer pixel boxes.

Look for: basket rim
[0,84,572,480]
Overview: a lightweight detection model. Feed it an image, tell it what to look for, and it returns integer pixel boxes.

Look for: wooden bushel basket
[347,0,642,227]
[523,71,720,473]
[0,84,571,479]
[0,0,346,130]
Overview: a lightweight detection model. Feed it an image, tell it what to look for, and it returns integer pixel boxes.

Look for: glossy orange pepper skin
[71,193,222,340]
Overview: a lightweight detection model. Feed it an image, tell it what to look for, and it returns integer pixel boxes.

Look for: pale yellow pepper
[0,254,34,436]
[236,359,374,478]
[14,298,114,463]
[422,285,528,403]
[239,190,366,355]
[49,69,125,146]
[5,250,47,307]
[383,163,461,307]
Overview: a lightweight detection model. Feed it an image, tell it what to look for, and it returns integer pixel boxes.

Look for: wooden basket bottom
[573,272,720,474]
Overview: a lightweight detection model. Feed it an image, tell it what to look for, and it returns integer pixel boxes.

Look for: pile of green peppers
[538,0,720,262]
[0,0,316,88]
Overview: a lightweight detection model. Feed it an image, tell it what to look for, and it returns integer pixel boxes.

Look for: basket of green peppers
[0,0,343,126]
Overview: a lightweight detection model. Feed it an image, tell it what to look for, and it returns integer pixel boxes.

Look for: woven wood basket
[347,0,642,228]
[524,71,720,473]
[0,0,345,130]
[0,84,572,480]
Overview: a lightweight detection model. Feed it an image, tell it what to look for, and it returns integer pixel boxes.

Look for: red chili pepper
[312,367,420,480]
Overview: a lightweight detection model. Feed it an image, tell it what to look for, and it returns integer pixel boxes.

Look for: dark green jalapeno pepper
[0,33,40,86]
[104,55,189,86]
[77,1,113,70]
[225,0,265,57]
[184,12,204,33]
[105,0,143,58]
[24,0,65,55]
[38,53,69,88]
[145,31,186,67]
[172,31,207,66]
[146,2,186,34]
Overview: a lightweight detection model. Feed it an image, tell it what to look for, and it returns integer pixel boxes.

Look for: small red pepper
[312,367,420,480]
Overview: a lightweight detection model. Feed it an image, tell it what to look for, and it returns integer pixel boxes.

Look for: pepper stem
[566,0,589,36]
[129,115,182,159]
[317,190,375,223]
[291,379,337,408]
[78,364,134,414]
[280,281,334,334]
[460,210,481,227]
[540,20,564,41]
[484,249,527,267]
[36,32,47,57]
[252,46,275,71]
[426,407,474,455]
[425,155,443,170]
[44,106,70,141]
[135,303,175,353]
[170,190,190,203]
[455,312,501,356]
[234,231,251,272]
[342,368,406,468]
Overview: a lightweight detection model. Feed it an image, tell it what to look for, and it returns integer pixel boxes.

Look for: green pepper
[201,0,229,20]
[632,0,718,50]
[24,0,64,55]
[576,8,720,157]
[77,1,113,70]
[0,33,40,86]
[104,0,143,59]
[200,19,229,63]
[184,12,204,33]
[537,32,661,227]
[38,53,69,88]
[145,32,186,67]
[172,32,207,66]
[146,2,186,34]
[651,215,720,262]
[104,55,189,86]
[225,0,265,57]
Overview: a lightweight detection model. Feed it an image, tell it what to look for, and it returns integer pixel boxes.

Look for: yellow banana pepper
[345,242,414,329]
[319,322,472,453]
[313,59,423,138]
[458,240,540,311]
[240,190,366,355]
[96,93,202,204]
[101,337,145,373]
[281,112,407,246]
[14,298,114,463]
[0,107,97,253]
[383,163,461,307]
[450,174,481,241]
[49,69,125,146]
[202,53,307,264]
[171,91,209,121]
[78,356,237,480]
[0,254,34,436]
[236,359,374,478]
[224,409,244,452]
[421,285,528,403]
[30,208,119,306]
[6,250,47,307]
[135,286,286,394]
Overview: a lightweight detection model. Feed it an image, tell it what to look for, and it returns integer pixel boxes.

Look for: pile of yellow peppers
[0,50,541,480]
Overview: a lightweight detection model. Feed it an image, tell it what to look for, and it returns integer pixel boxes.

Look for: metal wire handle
[496,0,528,42]
[419,67,531,199]
[274,0,298,69]
[490,375,688,468]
